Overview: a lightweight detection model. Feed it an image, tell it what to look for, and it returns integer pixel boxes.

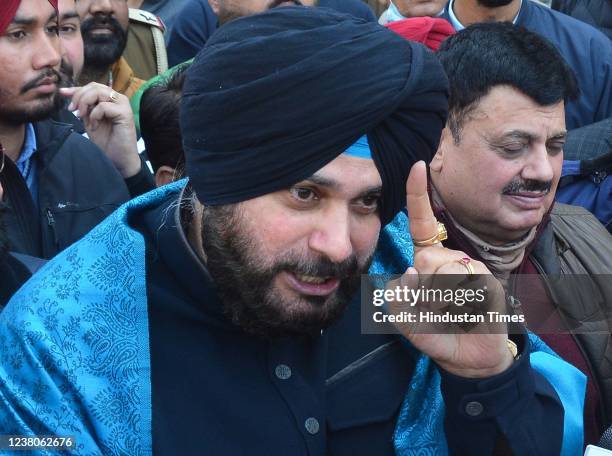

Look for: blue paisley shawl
[0,181,585,455]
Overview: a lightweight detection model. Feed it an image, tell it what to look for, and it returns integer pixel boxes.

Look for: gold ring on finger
[413,221,448,247]
[108,90,119,103]
[457,257,475,276]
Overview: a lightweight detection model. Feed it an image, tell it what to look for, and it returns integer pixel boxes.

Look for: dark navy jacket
[166,0,377,67]
[442,0,612,130]
[129,188,565,455]
[0,120,131,259]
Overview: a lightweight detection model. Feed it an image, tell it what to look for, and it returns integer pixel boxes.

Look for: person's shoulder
[189,0,216,15]
[60,128,106,156]
[551,203,611,244]
[129,7,165,31]
[524,0,610,44]
[52,128,128,181]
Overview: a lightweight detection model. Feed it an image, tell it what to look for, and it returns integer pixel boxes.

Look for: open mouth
[284,271,340,296]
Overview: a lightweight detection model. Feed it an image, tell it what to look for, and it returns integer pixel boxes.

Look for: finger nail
[68,103,75,111]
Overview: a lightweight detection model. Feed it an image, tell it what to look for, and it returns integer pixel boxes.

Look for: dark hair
[437,22,579,143]
[140,64,189,175]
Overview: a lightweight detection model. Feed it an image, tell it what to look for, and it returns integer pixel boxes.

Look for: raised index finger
[406,161,440,250]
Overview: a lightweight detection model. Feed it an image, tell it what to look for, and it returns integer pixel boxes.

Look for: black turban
[181,6,448,224]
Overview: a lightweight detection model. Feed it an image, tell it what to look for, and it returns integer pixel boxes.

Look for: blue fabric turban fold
[181,6,449,224]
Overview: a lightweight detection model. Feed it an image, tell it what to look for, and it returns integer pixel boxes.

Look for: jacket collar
[442,0,529,29]
[31,119,73,169]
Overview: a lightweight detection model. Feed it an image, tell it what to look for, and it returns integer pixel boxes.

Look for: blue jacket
[441,0,612,130]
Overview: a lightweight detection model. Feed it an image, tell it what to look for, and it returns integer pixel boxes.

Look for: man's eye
[8,30,27,40]
[290,187,318,202]
[502,144,526,154]
[354,195,380,214]
[60,25,77,35]
[47,25,59,35]
[547,143,564,155]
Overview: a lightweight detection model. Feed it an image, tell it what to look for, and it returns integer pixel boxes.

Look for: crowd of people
[0,0,610,454]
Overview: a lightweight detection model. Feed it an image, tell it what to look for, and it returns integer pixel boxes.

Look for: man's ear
[155,166,178,188]
[430,127,451,173]
[208,0,221,15]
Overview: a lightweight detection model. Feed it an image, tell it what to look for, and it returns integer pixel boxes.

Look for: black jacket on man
[0,120,131,259]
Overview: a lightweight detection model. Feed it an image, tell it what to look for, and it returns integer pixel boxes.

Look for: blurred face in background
[77,0,129,71]
[393,0,447,17]
[58,0,84,86]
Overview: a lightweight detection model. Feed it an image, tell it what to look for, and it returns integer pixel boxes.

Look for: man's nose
[89,0,114,15]
[308,206,353,264]
[522,144,555,184]
[32,32,61,71]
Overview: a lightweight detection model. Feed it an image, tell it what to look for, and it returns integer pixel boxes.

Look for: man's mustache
[502,178,552,194]
[20,69,60,94]
[274,254,361,280]
[81,14,124,38]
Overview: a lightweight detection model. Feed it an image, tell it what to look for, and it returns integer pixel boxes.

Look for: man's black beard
[59,60,76,88]
[476,0,514,7]
[81,13,128,69]
[0,94,64,125]
[200,204,371,339]
[0,70,64,125]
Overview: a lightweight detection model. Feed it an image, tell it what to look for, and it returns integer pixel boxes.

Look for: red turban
[1,0,58,36]
[385,17,456,52]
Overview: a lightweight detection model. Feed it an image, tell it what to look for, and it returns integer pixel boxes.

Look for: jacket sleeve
[439,333,583,455]
[125,155,156,198]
